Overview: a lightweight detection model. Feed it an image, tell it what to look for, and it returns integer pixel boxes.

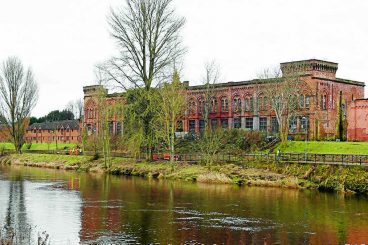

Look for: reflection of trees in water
[1,179,32,244]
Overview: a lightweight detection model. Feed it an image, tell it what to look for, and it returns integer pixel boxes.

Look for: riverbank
[1,153,368,195]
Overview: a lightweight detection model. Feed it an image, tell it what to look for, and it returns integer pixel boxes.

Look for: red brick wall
[25,128,81,144]
[347,99,368,141]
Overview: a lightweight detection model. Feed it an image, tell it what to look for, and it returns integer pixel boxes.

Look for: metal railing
[3,149,368,167]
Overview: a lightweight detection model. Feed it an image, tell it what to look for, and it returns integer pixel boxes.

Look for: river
[0,165,367,244]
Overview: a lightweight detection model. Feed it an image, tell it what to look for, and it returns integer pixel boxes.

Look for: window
[300,117,309,131]
[299,95,305,108]
[259,117,267,131]
[233,97,242,113]
[263,97,268,111]
[221,97,228,112]
[109,122,114,135]
[188,100,196,115]
[189,120,196,133]
[271,117,279,133]
[245,98,250,111]
[176,121,183,132]
[233,117,241,129]
[199,120,205,132]
[211,119,218,130]
[305,96,311,108]
[87,124,92,135]
[245,118,253,130]
[210,98,217,113]
[198,98,205,114]
[117,122,122,135]
[289,117,297,132]
[321,94,327,110]
[221,119,228,129]
[257,96,262,111]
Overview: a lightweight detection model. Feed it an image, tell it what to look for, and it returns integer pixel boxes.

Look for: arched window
[321,94,327,110]
[299,95,305,108]
[198,97,205,114]
[305,96,311,108]
[263,97,268,111]
[244,97,249,111]
[233,96,242,112]
[257,95,263,111]
[221,97,228,112]
[188,99,196,115]
[245,96,254,112]
[210,97,218,113]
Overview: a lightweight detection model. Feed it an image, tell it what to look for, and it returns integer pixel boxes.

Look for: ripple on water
[173,208,279,233]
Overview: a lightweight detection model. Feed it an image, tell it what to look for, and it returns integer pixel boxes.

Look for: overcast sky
[0,0,367,117]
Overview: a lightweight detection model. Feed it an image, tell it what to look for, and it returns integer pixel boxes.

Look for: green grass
[0,142,78,150]
[276,141,368,155]
[15,153,89,165]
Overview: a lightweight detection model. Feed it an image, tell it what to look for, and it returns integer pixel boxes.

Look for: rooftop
[28,120,80,130]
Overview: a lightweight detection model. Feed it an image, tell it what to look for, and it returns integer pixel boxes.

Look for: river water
[0,165,367,244]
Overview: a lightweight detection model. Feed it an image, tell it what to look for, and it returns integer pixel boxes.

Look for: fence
[4,149,368,167]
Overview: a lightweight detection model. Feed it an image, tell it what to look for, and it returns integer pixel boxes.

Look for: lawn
[276,141,368,155]
[0,142,78,150]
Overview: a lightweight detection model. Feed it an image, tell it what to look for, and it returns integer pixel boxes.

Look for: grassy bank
[1,153,368,195]
[0,142,77,151]
[275,141,368,155]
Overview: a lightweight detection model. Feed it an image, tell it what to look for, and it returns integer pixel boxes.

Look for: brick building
[83,85,124,136]
[347,99,368,141]
[25,120,81,144]
[83,59,366,141]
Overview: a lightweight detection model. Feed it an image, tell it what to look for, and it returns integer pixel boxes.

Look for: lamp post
[302,116,308,163]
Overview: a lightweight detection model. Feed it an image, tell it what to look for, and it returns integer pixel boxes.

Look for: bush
[92,152,100,161]
[175,129,268,155]
[25,142,32,149]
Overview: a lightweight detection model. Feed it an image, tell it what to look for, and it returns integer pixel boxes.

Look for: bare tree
[103,0,186,90]
[258,65,309,143]
[74,99,83,120]
[201,60,221,127]
[158,71,186,163]
[99,0,186,160]
[198,61,223,168]
[0,57,38,153]
[65,99,84,121]
[65,101,74,115]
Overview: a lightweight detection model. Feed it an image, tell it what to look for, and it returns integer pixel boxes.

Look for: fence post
[314,154,316,164]
[342,155,344,165]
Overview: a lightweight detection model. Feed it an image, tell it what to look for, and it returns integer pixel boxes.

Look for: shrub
[25,142,32,149]
[92,152,100,161]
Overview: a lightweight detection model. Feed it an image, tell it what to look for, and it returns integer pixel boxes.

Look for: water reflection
[0,165,368,244]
